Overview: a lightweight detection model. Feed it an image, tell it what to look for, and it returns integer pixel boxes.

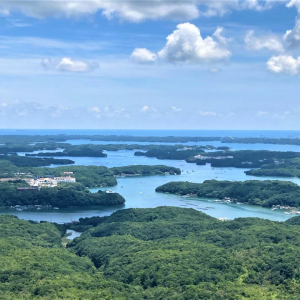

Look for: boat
[53,207,59,210]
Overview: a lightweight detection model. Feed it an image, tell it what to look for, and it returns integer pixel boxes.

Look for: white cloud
[141,105,149,112]
[213,27,232,45]
[134,23,231,64]
[0,1,199,21]
[267,55,300,75]
[284,18,300,49]
[158,23,231,63]
[92,106,100,113]
[0,0,275,22]
[130,48,157,64]
[245,30,284,52]
[257,111,268,116]
[171,106,182,112]
[198,111,218,116]
[286,0,300,12]
[42,57,99,72]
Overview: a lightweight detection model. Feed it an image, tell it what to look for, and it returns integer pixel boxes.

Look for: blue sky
[0,0,300,129]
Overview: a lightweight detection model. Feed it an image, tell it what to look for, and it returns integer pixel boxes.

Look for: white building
[54,176,76,183]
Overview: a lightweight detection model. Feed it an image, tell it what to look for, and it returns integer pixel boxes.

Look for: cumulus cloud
[0,0,275,22]
[213,27,232,45]
[286,0,300,12]
[158,23,231,63]
[245,30,284,52]
[267,55,300,75]
[41,57,99,72]
[141,105,149,112]
[284,18,300,49]
[130,48,157,64]
[131,23,231,64]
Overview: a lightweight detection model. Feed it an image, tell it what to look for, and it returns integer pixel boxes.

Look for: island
[0,155,74,167]
[155,180,300,208]
[24,144,216,157]
[134,148,206,160]
[0,182,125,208]
[110,165,180,176]
[245,157,300,178]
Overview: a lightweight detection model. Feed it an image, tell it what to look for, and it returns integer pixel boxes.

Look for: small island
[156,179,300,209]
[0,182,125,208]
[110,165,181,176]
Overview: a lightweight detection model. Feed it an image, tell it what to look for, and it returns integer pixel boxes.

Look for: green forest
[156,180,300,207]
[0,183,125,207]
[110,165,181,176]
[245,157,300,178]
[0,155,74,167]
[3,207,300,299]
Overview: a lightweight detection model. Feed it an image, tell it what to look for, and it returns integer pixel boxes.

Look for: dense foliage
[186,150,300,168]
[246,157,300,178]
[68,207,300,299]
[3,208,300,299]
[0,142,69,154]
[135,149,205,160]
[0,164,117,187]
[25,143,215,156]
[222,137,300,145]
[156,180,300,207]
[0,155,74,167]
[110,165,181,176]
[0,183,125,208]
[26,144,107,157]
[0,215,140,299]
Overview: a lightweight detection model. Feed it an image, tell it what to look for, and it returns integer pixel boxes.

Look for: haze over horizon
[0,0,300,129]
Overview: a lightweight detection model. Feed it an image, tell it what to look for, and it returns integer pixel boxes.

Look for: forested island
[110,165,180,176]
[0,155,74,167]
[26,144,107,157]
[222,137,300,145]
[2,207,300,299]
[23,144,216,156]
[245,157,300,178]
[134,148,206,160]
[187,150,300,168]
[0,183,125,208]
[156,180,300,207]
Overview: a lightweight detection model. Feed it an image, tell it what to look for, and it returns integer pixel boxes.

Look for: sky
[0,0,300,130]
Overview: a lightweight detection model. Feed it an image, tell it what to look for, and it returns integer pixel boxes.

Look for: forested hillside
[3,207,300,299]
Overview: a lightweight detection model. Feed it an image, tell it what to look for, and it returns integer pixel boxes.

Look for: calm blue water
[2,129,300,223]
[6,148,300,223]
